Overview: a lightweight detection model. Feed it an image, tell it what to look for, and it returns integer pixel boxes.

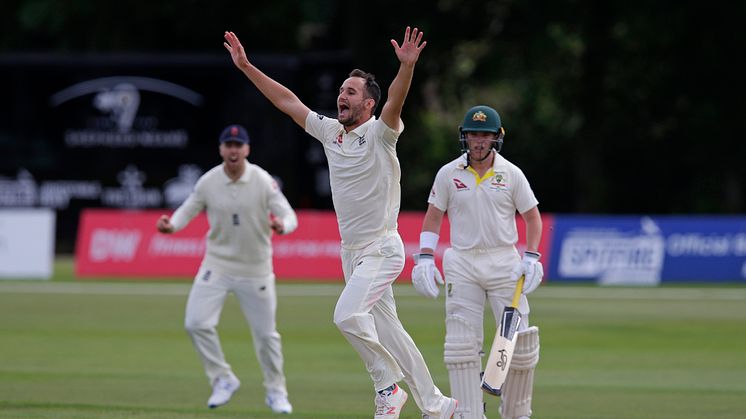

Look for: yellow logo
[472,111,487,122]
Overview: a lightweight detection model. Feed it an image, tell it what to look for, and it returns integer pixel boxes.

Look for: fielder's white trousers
[184,266,288,397]
[334,231,448,416]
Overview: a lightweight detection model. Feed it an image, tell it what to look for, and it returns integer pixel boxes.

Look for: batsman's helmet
[458,105,505,154]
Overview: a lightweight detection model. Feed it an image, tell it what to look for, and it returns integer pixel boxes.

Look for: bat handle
[510,275,524,308]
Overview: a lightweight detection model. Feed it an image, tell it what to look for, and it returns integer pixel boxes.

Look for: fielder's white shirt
[428,152,538,251]
[305,111,403,248]
[169,161,297,277]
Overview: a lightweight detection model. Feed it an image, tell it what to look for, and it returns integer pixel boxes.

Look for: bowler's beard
[338,104,364,127]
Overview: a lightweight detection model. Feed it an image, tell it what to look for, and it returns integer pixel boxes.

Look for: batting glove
[411,253,444,299]
[510,251,544,294]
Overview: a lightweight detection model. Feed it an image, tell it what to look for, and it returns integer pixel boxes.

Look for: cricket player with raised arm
[410,106,543,418]
[224,27,458,419]
[156,124,297,414]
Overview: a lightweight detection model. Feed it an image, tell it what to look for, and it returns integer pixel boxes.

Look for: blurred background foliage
[1,0,744,214]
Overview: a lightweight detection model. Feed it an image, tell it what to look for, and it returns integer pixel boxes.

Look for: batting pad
[500,326,539,419]
[445,315,484,418]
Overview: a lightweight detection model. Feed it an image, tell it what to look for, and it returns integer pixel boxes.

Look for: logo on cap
[472,111,487,122]
[219,124,249,144]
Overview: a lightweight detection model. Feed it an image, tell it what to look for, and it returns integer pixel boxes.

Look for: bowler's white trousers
[184,266,288,397]
[334,231,448,416]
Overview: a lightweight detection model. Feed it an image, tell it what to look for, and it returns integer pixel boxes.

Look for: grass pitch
[0,259,745,418]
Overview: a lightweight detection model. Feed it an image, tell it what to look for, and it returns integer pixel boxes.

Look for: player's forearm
[269,195,298,234]
[420,205,444,253]
[522,207,542,253]
[240,64,308,126]
[380,63,415,129]
[389,62,416,103]
[422,209,443,236]
[169,197,203,232]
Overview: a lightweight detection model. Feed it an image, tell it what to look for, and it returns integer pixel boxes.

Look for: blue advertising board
[548,215,746,284]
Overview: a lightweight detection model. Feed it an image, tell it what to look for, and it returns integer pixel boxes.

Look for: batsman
[411,105,543,419]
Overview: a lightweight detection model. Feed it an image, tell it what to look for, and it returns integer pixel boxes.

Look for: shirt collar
[221,160,251,184]
[457,153,469,169]
[342,115,376,137]
[456,151,504,170]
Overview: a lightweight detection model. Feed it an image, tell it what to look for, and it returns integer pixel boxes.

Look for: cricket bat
[481,275,524,396]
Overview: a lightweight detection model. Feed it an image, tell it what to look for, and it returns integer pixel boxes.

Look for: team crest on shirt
[490,172,508,191]
[357,135,366,146]
[452,178,469,190]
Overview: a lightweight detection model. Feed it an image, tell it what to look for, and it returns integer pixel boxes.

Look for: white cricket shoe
[266,392,293,414]
[439,397,458,418]
[207,375,240,408]
[374,384,408,418]
[421,397,459,419]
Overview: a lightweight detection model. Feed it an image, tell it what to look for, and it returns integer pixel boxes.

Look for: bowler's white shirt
[428,152,538,251]
[169,161,297,277]
[305,111,403,248]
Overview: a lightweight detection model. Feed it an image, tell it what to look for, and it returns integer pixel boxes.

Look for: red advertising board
[76,209,208,277]
[75,209,553,281]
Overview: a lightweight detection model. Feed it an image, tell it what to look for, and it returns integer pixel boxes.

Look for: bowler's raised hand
[224,31,250,70]
[390,26,427,67]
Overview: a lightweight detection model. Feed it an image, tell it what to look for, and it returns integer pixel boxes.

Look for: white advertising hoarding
[0,209,55,279]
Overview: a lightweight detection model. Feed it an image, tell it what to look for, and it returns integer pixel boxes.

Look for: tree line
[1,0,743,213]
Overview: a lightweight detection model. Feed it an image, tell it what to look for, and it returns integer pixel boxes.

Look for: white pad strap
[444,342,477,364]
[444,315,484,418]
[444,315,481,363]
[500,326,539,419]
[510,326,540,371]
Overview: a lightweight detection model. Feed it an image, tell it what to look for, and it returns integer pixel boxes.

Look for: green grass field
[1,258,745,418]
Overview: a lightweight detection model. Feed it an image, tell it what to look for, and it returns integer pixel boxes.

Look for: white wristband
[420,231,439,251]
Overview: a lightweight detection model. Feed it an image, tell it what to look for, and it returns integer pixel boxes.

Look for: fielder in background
[411,106,543,419]
[156,124,297,414]
[224,27,458,419]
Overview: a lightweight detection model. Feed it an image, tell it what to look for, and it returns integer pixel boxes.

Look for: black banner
[0,52,350,252]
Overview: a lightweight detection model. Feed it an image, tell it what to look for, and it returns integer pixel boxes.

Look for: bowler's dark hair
[349,69,381,115]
